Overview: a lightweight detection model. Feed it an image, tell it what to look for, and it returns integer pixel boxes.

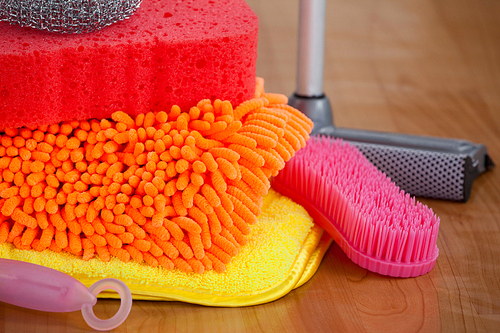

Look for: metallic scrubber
[0,0,143,33]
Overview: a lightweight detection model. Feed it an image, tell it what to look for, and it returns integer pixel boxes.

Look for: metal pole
[289,0,334,133]
[296,0,326,97]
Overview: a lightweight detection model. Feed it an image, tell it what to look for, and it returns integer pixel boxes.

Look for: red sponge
[0,0,258,129]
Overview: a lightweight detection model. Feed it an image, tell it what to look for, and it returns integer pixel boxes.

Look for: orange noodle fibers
[0,78,313,273]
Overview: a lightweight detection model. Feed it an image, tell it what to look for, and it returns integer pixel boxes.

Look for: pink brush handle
[0,258,96,312]
[0,259,132,331]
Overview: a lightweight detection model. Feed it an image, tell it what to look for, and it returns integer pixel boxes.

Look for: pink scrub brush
[272,136,440,278]
[0,258,132,331]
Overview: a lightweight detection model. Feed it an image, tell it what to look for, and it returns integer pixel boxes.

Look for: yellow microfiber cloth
[0,189,332,307]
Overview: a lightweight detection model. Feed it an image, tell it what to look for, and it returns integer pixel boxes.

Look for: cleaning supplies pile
[0,78,313,273]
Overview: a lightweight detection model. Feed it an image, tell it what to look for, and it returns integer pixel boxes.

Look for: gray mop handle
[296,0,326,97]
[319,125,488,159]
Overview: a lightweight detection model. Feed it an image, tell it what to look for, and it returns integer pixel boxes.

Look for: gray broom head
[0,0,143,34]
[322,128,494,202]
[289,95,494,202]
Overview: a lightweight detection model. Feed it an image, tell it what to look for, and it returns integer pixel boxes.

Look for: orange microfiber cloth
[0,79,313,274]
[0,79,329,306]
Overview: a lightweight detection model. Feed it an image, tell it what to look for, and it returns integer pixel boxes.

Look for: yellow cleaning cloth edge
[294,233,333,289]
[0,190,332,307]
[129,234,332,303]
[96,225,325,306]
[0,225,325,307]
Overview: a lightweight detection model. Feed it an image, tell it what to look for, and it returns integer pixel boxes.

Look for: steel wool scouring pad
[0,0,258,129]
[0,0,143,34]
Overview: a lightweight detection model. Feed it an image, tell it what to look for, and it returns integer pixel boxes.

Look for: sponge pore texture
[0,0,258,129]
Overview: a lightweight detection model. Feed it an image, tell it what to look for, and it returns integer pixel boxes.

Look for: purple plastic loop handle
[0,259,132,331]
[82,278,133,331]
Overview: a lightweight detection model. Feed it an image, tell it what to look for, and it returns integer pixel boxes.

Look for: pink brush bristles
[272,136,440,277]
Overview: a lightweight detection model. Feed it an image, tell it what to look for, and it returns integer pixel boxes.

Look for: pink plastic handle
[0,259,132,331]
[82,278,133,331]
[0,258,96,312]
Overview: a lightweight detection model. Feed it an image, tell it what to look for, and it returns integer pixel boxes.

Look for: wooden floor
[1,0,499,332]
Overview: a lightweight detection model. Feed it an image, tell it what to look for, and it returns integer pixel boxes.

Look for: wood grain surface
[1,0,499,332]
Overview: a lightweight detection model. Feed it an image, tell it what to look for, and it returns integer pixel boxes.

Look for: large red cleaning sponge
[0,0,258,129]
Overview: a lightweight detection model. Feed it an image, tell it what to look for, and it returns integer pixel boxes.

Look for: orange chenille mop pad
[0,79,330,306]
